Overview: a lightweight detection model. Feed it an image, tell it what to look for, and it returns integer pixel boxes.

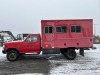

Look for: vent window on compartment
[71,26,81,33]
[44,26,53,33]
[56,26,67,33]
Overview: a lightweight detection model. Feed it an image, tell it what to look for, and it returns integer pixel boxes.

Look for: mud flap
[79,48,84,56]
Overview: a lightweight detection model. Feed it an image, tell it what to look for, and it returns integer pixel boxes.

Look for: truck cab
[2,34,41,61]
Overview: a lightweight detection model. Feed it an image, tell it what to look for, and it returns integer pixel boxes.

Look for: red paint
[4,34,41,54]
[41,19,93,49]
[3,19,93,54]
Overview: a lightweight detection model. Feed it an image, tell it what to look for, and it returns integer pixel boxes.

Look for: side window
[26,35,37,42]
[71,26,81,33]
[76,26,81,32]
[45,27,48,33]
[56,27,61,33]
[44,26,53,34]
[71,26,75,32]
[56,26,67,33]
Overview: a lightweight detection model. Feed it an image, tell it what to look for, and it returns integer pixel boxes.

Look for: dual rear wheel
[60,49,76,60]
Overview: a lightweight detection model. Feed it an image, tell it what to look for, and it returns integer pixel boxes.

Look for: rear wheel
[7,50,19,61]
[64,49,76,60]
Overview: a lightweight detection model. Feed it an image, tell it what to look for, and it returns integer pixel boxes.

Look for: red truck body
[41,19,93,49]
[2,19,93,61]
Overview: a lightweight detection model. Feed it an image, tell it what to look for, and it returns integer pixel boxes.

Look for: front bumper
[2,50,7,54]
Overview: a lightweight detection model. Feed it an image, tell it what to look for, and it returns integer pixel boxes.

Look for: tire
[64,49,76,60]
[7,50,19,61]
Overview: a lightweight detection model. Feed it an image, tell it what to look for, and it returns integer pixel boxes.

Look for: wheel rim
[68,52,75,58]
[9,53,17,60]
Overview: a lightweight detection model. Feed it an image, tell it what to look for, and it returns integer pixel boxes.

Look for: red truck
[2,19,93,61]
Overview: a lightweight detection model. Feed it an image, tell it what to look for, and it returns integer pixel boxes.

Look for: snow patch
[49,44,100,75]
[0,47,6,60]
[15,73,43,75]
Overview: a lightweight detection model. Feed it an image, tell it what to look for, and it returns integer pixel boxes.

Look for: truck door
[25,35,41,53]
[43,26,55,48]
[44,26,54,41]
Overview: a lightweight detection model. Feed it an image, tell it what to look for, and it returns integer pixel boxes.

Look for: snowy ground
[0,45,100,75]
[0,47,6,62]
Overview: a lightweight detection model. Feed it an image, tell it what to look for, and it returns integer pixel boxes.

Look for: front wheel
[7,50,19,61]
[64,49,76,60]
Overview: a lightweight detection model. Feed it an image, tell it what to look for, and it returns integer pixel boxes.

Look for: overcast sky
[0,0,100,35]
